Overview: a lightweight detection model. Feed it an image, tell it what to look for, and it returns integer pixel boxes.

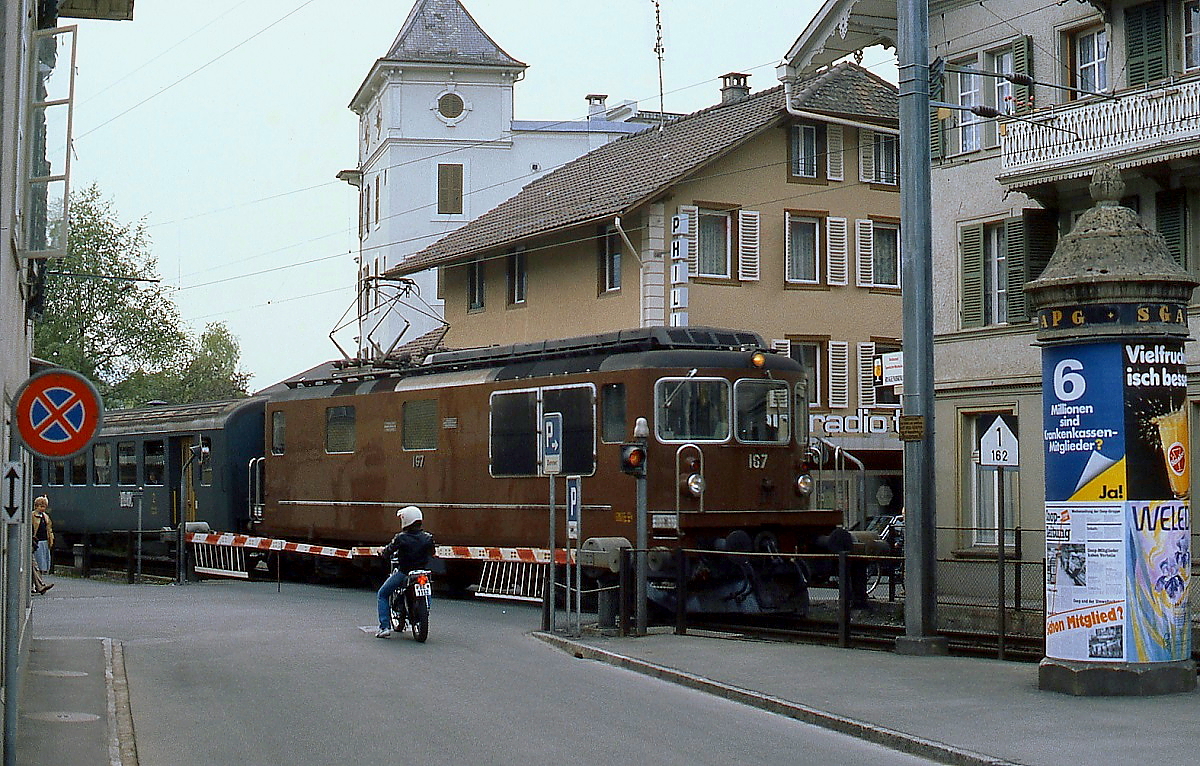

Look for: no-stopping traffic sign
[13,369,104,460]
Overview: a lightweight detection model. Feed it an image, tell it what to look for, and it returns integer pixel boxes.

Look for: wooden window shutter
[857,342,877,408]
[930,70,945,161]
[858,129,876,183]
[1004,216,1028,323]
[826,217,848,285]
[1156,189,1188,268]
[826,124,844,181]
[960,223,985,328]
[855,219,874,286]
[771,339,791,355]
[437,164,464,215]
[677,205,699,276]
[738,210,761,281]
[1012,35,1034,114]
[1126,2,1168,87]
[828,341,850,409]
[1022,207,1058,282]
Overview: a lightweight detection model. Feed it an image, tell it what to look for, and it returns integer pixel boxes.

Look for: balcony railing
[999,78,1200,184]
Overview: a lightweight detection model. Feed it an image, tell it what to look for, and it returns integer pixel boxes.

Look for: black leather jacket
[380,527,435,573]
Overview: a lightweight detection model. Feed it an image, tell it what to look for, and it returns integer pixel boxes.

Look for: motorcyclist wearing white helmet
[375,505,436,638]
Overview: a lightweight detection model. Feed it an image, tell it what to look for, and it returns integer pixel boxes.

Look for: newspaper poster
[1045,502,1125,661]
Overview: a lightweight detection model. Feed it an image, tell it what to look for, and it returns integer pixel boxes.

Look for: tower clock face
[438,93,465,119]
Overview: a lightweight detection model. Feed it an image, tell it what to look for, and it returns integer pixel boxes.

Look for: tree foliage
[33,185,252,407]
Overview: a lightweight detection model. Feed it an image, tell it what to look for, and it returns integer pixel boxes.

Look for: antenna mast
[653,0,665,131]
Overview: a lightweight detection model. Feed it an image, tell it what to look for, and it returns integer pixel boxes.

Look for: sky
[68,0,896,391]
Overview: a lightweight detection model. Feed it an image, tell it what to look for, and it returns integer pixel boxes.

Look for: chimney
[720,72,750,104]
[586,94,608,121]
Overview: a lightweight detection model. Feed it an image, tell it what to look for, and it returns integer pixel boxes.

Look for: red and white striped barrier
[186,532,571,564]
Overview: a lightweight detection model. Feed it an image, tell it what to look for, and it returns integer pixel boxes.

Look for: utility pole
[896,0,947,654]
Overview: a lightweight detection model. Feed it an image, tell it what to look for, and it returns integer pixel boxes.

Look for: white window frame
[603,227,621,292]
[507,248,527,305]
[872,133,898,185]
[785,214,821,284]
[984,222,1008,326]
[1073,26,1108,93]
[23,25,78,258]
[784,340,822,408]
[956,67,981,154]
[986,49,1014,147]
[1186,2,1200,71]
[467,260,485,311]
[697,208,732,278]
[791,124,818,178]
[872,222,900,288]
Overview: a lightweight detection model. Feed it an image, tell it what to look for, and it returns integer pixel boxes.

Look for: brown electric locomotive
[255,326,840,611]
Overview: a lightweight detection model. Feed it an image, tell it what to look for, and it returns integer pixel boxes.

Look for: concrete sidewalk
[537,629,1199,766]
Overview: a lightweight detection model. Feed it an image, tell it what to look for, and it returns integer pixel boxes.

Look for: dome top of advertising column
[1027,164,1197,342]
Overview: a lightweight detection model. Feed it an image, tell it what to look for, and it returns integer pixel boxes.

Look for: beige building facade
[396,64,906,523]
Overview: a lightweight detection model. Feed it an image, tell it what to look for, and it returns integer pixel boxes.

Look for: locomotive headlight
[794,472,814,496]
[684,472,705,498]
[750,351,767,369]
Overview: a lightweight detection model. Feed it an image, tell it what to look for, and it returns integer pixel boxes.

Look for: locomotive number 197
[748,454,768,469]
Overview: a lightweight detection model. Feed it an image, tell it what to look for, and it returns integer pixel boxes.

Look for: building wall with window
[929,0,1200,554]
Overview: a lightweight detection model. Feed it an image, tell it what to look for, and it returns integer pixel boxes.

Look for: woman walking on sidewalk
[32,496,54,594]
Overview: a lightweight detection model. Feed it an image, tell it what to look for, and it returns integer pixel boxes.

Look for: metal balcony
[998,78,1200,189]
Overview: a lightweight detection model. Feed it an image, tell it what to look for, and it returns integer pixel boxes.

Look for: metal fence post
[674,547,687,635]
[838,551,851,648]
[618,547,631,637]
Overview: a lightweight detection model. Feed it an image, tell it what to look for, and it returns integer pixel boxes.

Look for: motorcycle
[388,569,432,642]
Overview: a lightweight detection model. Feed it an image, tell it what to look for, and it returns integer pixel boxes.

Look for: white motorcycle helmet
[397,505,423,530]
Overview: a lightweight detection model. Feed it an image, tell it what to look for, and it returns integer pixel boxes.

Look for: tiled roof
[386,0,525,68]
[391,62,896,276]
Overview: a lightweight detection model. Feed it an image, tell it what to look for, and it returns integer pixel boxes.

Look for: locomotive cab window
[93,443,111,485]
[145,440,165,486]
[793,381,811,447]
[655,378,730,443]
[734,379,790,444]
[325,406,357,454]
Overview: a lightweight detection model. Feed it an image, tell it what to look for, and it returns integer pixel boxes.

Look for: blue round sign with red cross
[13,369,104,460]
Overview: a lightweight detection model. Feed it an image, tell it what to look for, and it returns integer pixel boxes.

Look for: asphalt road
[31,577,939,765]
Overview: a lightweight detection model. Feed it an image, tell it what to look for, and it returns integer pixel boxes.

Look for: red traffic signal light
[620,442,647,476]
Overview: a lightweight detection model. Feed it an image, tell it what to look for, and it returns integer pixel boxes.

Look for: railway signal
[620,442,647,476]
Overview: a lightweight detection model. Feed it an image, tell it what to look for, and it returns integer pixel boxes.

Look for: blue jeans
[377,569,407,631]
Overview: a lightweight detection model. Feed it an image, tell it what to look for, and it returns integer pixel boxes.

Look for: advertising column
[1042,339,1190,663]
[1028,164,1196,695]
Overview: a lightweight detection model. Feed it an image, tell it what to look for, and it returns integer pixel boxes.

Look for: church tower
[341,0,647,361]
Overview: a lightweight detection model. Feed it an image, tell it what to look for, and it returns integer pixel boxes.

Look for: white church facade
[342,0,655,360]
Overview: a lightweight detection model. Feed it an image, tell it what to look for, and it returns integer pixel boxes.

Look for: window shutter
[738,209,761,281]
[828,341,850,409]
[826,124,844,181]
[1023,207,1058,281]
[826,217,848,285]
[859,129,876,183]
[930,70,945,161]
[1004,216,1028,323]
[855,219,874,286]
[678,205,699,276]
[858,342,877,408]
[1012,35,1034,114]
[771,339,791,354]
[1126,1,1168,87]
[1156,189,1187,268]
[960,223,985,329]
